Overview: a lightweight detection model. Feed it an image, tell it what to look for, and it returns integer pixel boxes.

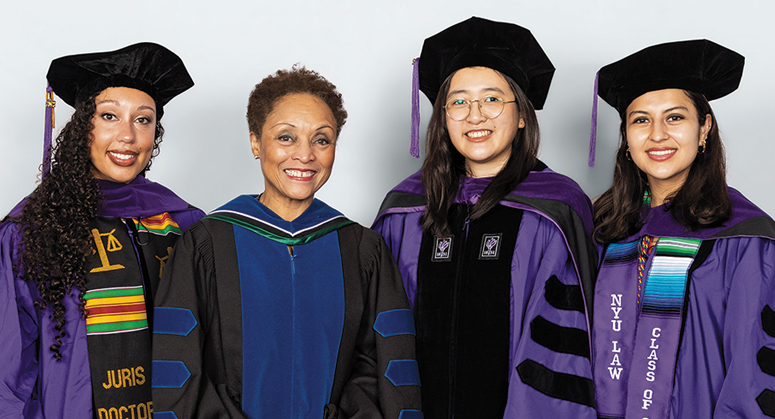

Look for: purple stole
[594,237,701,419]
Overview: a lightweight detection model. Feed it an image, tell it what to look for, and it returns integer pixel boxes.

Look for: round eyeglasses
[444,96,516,121]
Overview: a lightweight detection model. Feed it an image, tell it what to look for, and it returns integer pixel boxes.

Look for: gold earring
[700,139,707,154]
[626,147,632,161]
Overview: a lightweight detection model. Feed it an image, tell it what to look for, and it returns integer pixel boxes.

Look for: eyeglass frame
[443,96,517,121]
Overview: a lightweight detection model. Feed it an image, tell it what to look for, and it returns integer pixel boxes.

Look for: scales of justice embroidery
[90,228,126,273]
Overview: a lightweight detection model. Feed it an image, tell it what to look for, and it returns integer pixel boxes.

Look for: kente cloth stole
[594,237,701,419]
[83,214,182,417]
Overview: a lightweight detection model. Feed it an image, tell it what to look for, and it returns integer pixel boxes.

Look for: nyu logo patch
[479,234,502,260]
[432,236,453,262]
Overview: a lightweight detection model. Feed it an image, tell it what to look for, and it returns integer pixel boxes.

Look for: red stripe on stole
[139,212,175,227]
[88,303,147,316]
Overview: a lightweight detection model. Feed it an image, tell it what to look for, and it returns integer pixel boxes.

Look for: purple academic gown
[0,176,203,418]
[593,187,775,418]
[373,165,598,418]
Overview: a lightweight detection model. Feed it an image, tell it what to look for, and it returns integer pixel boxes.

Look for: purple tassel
[588,71,599,167]
[410,57,421,158]
[42,84,55,178]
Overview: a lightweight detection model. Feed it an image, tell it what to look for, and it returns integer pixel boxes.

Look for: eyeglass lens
[445,97,506,121]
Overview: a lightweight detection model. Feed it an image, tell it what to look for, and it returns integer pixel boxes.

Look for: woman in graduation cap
[151,66,421,418]
[372,17,598,418]
[0,43,202,418]
[592,40,775,418]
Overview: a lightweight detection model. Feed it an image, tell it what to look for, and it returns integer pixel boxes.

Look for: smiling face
[625,89,712,204]
[445,67,524,178]
[89,87,157,183]
[251,93,337,220]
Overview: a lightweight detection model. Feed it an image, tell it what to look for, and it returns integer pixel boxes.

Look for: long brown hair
[593,90,731,244]
[420,69,540,237]
[16,91,165,360]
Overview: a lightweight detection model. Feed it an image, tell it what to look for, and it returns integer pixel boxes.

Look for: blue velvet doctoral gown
[152,195,422,419]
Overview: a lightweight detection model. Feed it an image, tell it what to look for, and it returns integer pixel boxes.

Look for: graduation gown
[593,187,775,418]
[0,176,203,419]
[372,162,598,419]
[151,195,422,419]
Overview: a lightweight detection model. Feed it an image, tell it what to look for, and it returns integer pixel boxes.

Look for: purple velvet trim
[410,57,421,158]
[5,177,193,223]
[97,176,191,219]
[381,171,770,242]
[376,168,595,236]
[588,71,599,167]
[42,85,54,178]
[380,206,426,218]
[622,187,772,241]
[387,170,424,196]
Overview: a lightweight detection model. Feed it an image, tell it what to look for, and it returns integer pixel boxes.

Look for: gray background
[2,0,773,225]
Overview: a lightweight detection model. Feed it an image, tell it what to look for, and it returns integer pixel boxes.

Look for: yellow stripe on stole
[86,312,148,326]
[85,295,145,308]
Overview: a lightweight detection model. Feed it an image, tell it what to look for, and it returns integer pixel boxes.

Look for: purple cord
[42,84,54,178]
[588,71,599,167]
[410,57,421,158]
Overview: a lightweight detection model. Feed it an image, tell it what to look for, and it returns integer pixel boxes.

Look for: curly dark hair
[420,69,540,237]
[16,90,165,360]
[247,65,347,137]
[593,90,730,244]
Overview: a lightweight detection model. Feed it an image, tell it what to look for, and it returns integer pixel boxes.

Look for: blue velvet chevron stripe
[207,195,353,245]
[153,307,197,336]
[151,360,191,388]
[398,409,424,419]
[641,238,701,317]
[373,309,416,337]
[604,241,638,264]
[385,359,421,386]
[153,412,178,419]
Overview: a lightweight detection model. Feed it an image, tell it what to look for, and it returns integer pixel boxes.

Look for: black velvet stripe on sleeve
[516,359,595,407]
[758,347,775,377]
[762,305,775,338]
[544,275,585,313]
[205,219,245,404]
[503,194,598,322]
[530,316,590,358]
[758,389,775,417]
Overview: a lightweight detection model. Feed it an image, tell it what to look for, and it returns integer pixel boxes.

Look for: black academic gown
[152,196,422,419]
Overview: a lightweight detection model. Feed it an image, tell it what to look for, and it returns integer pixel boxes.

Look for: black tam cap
[46,42,194,119]
[598,39,744,115]
[418,16,555,110]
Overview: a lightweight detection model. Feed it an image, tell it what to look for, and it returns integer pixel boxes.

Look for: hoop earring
[626,147,632,161]
[700,141,707,154]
